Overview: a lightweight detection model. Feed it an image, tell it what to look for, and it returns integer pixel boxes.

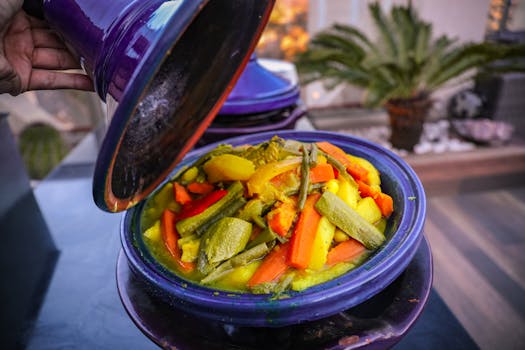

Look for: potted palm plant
[295,2,525,150]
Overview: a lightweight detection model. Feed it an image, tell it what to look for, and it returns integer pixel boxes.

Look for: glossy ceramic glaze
[120,130,427,327]
[117,236,433,349]
[39,0,275,212]
[218,54,300,115]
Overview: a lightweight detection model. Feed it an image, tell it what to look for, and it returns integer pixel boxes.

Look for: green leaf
[369,2,398,59]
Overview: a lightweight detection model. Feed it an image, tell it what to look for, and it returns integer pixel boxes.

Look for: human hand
[0,0,93,95]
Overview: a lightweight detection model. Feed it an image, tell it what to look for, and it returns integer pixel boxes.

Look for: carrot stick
[375,192,394,218]
[326,238,366,266]
[288,193,322,269]
[173,182,192,205]
[309,163,335,183]
[316,141,369,183]
[161,209,195,273]
[247,242,291,287]
[187,182,214,195]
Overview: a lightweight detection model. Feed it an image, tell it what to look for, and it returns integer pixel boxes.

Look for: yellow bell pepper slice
[246,157,301,196]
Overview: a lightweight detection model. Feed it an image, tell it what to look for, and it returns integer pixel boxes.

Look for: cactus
[18,123,68,179]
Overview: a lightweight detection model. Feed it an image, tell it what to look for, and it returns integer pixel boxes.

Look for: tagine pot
[120,130,427,327]
[24,0,276,212]
[385,95,433,151]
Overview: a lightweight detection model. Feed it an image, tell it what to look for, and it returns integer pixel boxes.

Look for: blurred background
[2,0,524,179]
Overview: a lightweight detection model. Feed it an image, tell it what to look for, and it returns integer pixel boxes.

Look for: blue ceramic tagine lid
[52,1,277,213]
[219,54,300,115]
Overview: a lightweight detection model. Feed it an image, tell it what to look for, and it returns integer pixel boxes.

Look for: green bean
[321,151,357,186]
[247,227,277,249]
[201,243,270,284]
[309,143,318,167]
[297,146,310,210]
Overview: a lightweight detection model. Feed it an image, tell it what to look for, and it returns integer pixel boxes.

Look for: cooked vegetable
[308,216,336,270]
[201,243,269,284]
[173,182,192,205]
[289,194,322,269]
[317,141,369,183]
[246,157,301,197]
[187,182,214,194]
[309,163,335,183]
[347,155,381,186]
[315,191,385,249]
[197,217,252,274]
[203,154,255,183]
[337,177,360,210]
[161,209,195,272]
[357,180,394,218]
[291,262,355,291]
[297,148,311,210]
[326,239,366,266]
[141,137,394,294]
[176,181,244,237]
[247,242,291,287]
[178,189,228,219]
[356,197,383,224]
[266,199,297,237]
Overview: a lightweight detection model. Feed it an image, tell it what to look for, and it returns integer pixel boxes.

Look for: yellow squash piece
[291,262,355,291]
[308,217,336,270]
[203,154,255,183]
[143,220,161,242]
[356,197,383,224]
[216,260,262,290]
[336,178,360,210]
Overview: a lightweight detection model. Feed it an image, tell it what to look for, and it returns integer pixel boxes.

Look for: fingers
[32,47,81,70]
[29,69,94,92]
[32,28,65,49]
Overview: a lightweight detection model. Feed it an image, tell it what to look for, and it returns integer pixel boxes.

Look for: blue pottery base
[116,237,432,350]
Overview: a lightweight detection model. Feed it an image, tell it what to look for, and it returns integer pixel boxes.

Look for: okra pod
[315,191,385,249]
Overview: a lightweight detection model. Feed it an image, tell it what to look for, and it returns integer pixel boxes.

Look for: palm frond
[427,43,525,89]
[294,1,525,107]
[368,2,398,59]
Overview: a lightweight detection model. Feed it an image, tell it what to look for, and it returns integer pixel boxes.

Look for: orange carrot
[267,199,297,237]
[288,193,322,269]
[161,209,195,272]
[187,182,214,195]
[357,180,376,198]
[346,163,369,183]
[173,182,192,205]
[375,192,394,218]
[309,163,335,183]
[247,242,291,287]
[326,238,366,266]
[316,141,369,183]
[357,180,394,218]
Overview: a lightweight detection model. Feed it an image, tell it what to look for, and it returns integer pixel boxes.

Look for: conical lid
[219,54,300,115]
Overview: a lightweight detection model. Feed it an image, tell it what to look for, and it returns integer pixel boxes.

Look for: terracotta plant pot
[385,96,433,151]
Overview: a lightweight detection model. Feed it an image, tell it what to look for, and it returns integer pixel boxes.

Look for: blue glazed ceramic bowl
[120,130,426,327]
